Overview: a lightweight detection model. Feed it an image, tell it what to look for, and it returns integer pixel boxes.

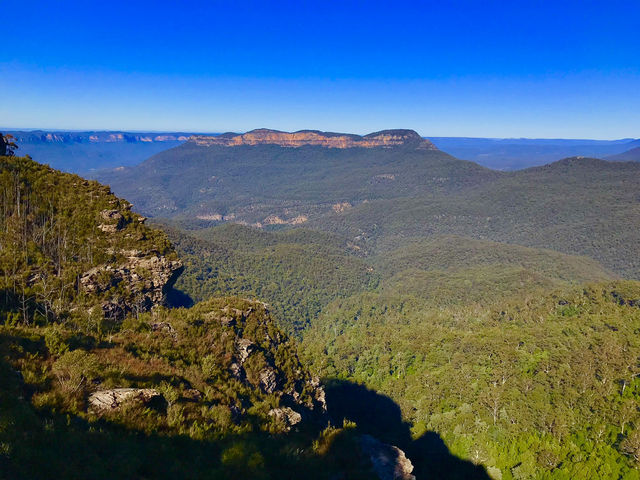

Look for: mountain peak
[188,128,436,150]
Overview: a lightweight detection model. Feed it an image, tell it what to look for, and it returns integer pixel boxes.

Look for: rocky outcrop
[98,209,125,233]
[359,435,415,480]
[216,302,327,415]
[259,368,278,393]
[262,214,308,226]
[80,249,182,319]
[88,388,163,411]
[235,338,256,363]
[189,129,437,150]
[80,205,183,319]
[268,407,302,431]
[332,202,352,213]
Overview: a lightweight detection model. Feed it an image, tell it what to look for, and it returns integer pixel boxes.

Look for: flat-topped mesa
[188,128,437,150]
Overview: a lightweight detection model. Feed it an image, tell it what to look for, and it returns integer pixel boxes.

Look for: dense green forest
[159,222,377,332]
[301,282,640,478]
[162,224,615,332]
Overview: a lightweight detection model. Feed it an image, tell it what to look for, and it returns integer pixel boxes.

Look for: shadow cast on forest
[325,379,492,479]
[166,287,194,308]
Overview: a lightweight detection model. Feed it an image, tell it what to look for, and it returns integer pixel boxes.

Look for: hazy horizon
[1,126,637,143]
[2,0,638,139]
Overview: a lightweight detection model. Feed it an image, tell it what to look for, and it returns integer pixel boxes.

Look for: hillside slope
[312,157,640,278]
[374,235,615,306]
[97,132,640,279]
[606,146,640,162]
[0,155,182,325]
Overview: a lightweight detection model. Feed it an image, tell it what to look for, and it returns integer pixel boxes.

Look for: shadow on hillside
[166,287,194,308]
[325,379,491,479]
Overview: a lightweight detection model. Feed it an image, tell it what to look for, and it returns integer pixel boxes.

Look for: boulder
[235,338,255,363]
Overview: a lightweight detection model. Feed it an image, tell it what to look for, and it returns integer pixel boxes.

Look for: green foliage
[302,281,640,477]
[162,222,377,332]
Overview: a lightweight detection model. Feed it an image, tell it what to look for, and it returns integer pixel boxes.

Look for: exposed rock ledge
[268,407,303,431]
[89,388,162,411]
[189,129,437,150]
[80,251,182,318]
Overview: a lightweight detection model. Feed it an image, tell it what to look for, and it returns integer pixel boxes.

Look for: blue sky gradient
[1,0,638,138]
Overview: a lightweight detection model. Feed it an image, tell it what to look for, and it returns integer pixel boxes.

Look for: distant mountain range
[606,146,640,162]
[4,130,192,144]
[429,136,638,169]
[4,128,638,172]
[2,130,195,173]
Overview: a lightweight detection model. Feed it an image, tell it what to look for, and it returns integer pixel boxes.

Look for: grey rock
[268,407,302,431]
[98,209,125,232]
[88,388,162,411]
[80,252,182,320]
[235,338,255,364]
[259,368,278,393]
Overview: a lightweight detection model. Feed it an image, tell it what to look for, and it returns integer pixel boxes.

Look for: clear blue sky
[1,0,638,138]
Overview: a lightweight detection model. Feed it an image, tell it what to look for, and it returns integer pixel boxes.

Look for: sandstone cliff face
[80,207,183,319]
[189,128,437,150]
